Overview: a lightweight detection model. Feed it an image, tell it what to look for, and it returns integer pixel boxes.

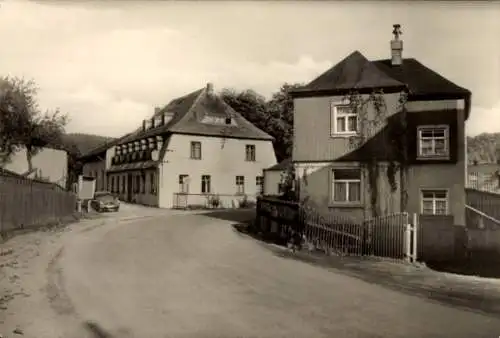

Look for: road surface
[41,207,500,338]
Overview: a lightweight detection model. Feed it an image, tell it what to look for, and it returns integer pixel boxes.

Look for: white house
[106,83,277,208]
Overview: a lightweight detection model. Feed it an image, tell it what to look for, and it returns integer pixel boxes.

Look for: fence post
[404,214,411,263]
[412,213,418,262]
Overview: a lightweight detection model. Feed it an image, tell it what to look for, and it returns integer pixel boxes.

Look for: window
[332,169,361,203]
[141,174,146,194]
[201,175,211,194]
[417,125,449,159]
[256,176,264,194]
[150,172,157,195]
[190,141,202,160]
[236,176,245,194]
[331,103,358,135]
[179,174,189,193]
[421,190,448,215]
[110,176,115,193]
[245,145,256,161]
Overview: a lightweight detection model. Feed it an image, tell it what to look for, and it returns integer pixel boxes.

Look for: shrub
[210,194,221,208]
[237,195,256,209]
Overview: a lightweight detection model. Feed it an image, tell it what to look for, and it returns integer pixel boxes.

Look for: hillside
[61,133,116,156]
[467,133,500,164]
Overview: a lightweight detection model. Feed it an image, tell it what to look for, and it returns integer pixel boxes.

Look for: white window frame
[201,175,211,194]
[331,101,358,136]
[420,189,449,215]
[331,168,362,203]
[256,176,264,194]
[417,125,450,159]
[190,141,202,160]
[236,175,245,194]
[245,144,256,162]
[178,174,189,194]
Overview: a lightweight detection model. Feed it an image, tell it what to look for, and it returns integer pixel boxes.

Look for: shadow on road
[200,208,256,223]
[426,251,500,279]
[85,321,115,338]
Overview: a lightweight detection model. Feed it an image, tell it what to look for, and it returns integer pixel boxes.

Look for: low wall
[467,228,500,254]
[173,193,257,209]
[418,215,461,262]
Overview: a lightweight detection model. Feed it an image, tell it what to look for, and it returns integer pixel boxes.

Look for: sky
[0,1,498,138]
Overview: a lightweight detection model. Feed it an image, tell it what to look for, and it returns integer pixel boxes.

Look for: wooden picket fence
[255,196,418,263]
[0,171,77,234]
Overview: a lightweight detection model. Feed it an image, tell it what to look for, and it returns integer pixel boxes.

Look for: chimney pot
[390,24,403,66]
[154,107,161,115]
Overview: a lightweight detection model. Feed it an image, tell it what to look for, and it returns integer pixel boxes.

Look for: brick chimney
[390,24,403,66]
[206,82,214,95]
[154,106,161,115]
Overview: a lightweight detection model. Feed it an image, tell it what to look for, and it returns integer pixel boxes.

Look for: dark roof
[122,85,273,144]
[265,158,292,171]
[301,51,404,92]
[292,50,471,99]
[372,58,470,98]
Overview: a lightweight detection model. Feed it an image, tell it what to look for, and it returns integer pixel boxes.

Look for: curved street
[48,208,500,338]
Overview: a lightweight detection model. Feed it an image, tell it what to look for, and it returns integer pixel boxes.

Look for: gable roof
[122,85,274,144]
[292,51,470,99]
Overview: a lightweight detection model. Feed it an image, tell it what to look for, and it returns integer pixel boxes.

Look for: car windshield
[96,194,115,203]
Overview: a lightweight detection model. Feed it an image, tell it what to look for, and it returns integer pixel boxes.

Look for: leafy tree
[221,82,303,163]
[266,83,303,162]
[0,76,68,173]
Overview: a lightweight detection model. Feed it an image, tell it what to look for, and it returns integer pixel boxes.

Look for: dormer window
[156,136,164,150]
[201,115,236,125]
[154,115,163,128]
[163,112,173,125]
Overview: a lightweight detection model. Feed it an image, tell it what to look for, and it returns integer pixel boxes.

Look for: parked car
[91,191,120,212]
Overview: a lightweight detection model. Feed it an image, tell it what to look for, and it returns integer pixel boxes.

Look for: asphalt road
[54,209,500,338]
